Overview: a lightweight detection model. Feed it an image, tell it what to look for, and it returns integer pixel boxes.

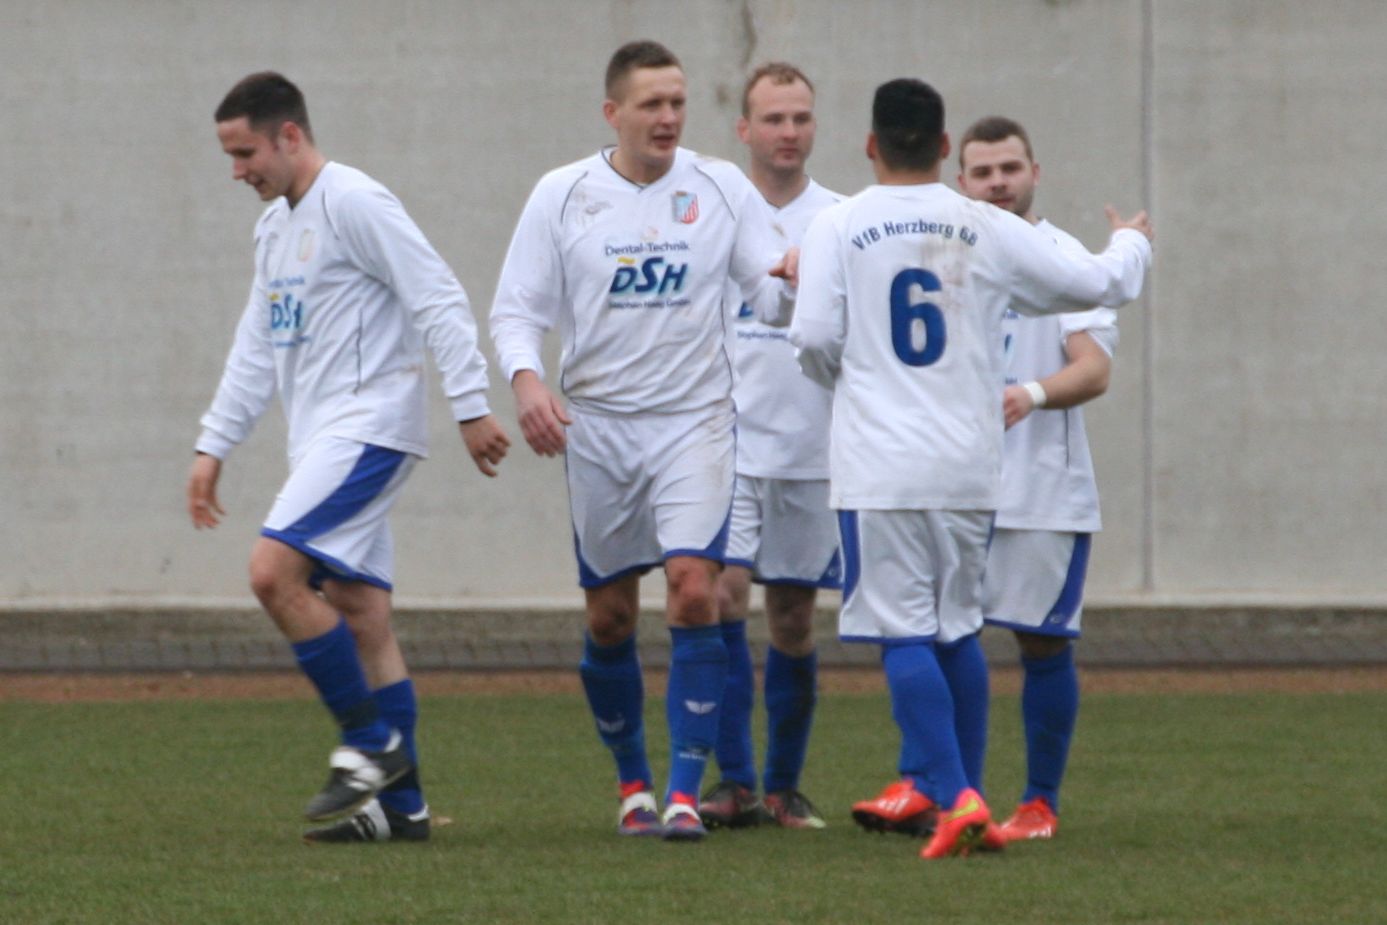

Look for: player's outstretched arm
[459,414,511,478]
[511,369,572,457]
[187,453,226,529]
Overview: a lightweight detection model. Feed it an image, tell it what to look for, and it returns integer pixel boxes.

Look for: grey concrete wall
[2,0,1382,608]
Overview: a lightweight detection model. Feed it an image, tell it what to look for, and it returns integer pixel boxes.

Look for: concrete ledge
[1,605,1384,672]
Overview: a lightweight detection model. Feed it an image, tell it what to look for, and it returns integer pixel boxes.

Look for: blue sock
[374,679,425,815]
[714,621,757,788]
[882,643,970,807]
[1020,645,1079,812]
[762,646,817,794]
[580,634,651,789]
[291,619,391,751]
[665,625,729,802]
[936,633,990,793]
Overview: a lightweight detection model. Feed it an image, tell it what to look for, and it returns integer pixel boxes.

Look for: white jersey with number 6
[790,182,1149,512]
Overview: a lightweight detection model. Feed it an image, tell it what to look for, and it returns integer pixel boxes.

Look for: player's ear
[735,116,750,144]
[865,132,877,162]
[602,98,619,129]
[938,131,951,162]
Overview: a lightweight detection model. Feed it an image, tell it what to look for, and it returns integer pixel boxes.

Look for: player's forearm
[1033,353,1110,410]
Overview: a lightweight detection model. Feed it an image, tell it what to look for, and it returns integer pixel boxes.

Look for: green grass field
[3,684,1383,924]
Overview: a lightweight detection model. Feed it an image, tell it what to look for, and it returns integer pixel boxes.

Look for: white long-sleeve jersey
[732,179,842,480]
[196,162,491,464]
[998,220,1118,532]
[790,182,1150,512]
[490,147,789,415]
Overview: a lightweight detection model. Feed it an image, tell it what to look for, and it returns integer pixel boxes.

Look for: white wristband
[1023,380,1048,408]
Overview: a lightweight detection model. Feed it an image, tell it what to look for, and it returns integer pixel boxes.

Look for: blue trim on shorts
[1042,532,1090,632]
[723,556,757,571]
[754,548,843,590]
[572,531,658,589]
[981,532,1090,638]
[983,616,1080,639]
[839,633,937,646]
[663,497,733,564]
[259,529,394,591]
[275,445,407,541]
[837,511,860,602]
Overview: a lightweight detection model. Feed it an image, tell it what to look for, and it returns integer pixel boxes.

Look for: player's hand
[769,246,800,289]
[187,453,226,529]
[512,370,571,457]
[1106,205,1153,242]
[459,414,511,478]
[1002,384,1035,429]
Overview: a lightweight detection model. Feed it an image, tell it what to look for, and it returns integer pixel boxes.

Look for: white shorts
[261,436,417,590]
[724,475,841,588]
[982,529,1090,637]
[566,403,735,588]
[838,509,991,646]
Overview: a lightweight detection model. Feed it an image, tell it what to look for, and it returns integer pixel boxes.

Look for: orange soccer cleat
[920,787,997,859]
[851,779,938,837]
[998,796,1059,842]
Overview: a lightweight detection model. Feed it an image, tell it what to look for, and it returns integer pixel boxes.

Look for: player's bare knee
[765,586,816,655]
[666,560,718,627]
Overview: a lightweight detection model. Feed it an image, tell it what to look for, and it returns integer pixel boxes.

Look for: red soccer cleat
[920,787,996,859]
[851,779,938,837]
[998,796,1059,842]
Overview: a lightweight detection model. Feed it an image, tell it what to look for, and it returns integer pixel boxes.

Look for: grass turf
[1,686,1383,924]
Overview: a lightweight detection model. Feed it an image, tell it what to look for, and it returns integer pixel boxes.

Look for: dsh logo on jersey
[609,256,689,296]
[672,191,699,224]
[269,291,309,347]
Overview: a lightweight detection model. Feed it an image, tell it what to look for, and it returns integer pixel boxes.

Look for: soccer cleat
[763,789,827,830]
[920,787,997,859]
[998,796,1059,842]
[303,731,412,822]
[661,792,708,841]
[617,783,662,837]
[851,779,937,837]
[697,780,765,829]
[302,798,430,843]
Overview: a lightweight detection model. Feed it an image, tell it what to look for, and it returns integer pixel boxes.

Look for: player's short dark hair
[605,40,682,100]
[741,61,814,116]
[215,71,313,141]
[959,115,1034,166]
[871,78,945,172]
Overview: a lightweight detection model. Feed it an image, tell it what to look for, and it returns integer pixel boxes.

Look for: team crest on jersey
[736,302,754,321]
[672,191,699,224]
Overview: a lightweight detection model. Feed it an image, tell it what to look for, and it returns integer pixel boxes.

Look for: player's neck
[287,152,328,208]
[874,164,941,186]
[751,167,809,209]
[609,147,673,187]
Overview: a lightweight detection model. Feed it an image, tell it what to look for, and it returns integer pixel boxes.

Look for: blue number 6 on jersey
[889,268,947,366]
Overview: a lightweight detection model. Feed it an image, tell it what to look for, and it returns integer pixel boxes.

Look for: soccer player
[790,78,1152,859]
[698,62,840,832]
[490,41,794,842]
[957,116,1116,842]
[187,72,510,842]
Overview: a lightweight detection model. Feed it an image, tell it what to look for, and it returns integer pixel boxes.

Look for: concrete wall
[2,0,1381,608]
